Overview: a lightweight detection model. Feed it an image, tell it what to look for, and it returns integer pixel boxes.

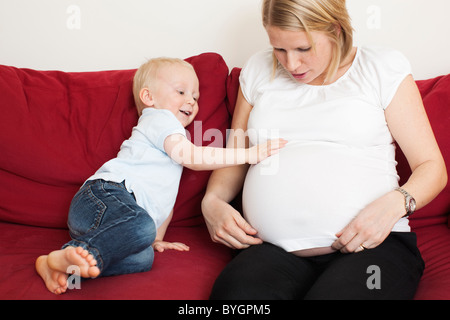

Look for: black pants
[210,232,424,300]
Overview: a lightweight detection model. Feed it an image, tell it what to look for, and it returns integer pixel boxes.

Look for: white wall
[0,0,449,79]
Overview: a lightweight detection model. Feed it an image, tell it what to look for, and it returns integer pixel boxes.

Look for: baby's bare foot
[35,255,69,295]
[48,246,100,279]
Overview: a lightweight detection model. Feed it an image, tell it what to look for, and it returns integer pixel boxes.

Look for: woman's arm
[201,88,264,249]
[333,75,447,253]
[385,75,447,208]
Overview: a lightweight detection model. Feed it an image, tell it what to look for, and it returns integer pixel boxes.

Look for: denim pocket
[68,182,107,237]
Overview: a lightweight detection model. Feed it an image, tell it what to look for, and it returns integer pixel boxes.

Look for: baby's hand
[152,240,190,253]
[248,138,288,164]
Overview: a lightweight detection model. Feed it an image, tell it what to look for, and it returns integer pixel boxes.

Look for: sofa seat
[413,224,450,300]
[0,222,232,300]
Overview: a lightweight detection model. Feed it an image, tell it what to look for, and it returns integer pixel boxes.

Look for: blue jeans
[63,179,156,277]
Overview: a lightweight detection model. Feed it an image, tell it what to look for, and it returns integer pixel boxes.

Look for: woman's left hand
[332,190,406,253]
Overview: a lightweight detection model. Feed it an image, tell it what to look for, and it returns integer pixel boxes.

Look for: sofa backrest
[1,56,448,230]
[227,68,450,229]
[0,53,230,228]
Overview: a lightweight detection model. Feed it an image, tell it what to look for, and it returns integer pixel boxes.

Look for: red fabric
[413,224,450,300]
[225,67,242,117]
[0,53,230,228]
[0,222,232,300]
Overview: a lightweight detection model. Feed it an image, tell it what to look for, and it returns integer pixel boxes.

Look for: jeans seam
[86,186,107,233]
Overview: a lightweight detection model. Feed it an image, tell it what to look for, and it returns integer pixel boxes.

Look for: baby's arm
[164,134,287,171]
[152,210,190,253]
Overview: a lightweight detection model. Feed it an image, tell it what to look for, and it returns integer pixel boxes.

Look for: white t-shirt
[89,108,186,229]
[241,46,412,252]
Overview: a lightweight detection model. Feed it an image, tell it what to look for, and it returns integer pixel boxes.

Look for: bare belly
[291,246,337,257]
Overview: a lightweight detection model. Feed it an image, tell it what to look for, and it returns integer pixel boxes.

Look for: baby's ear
[139,88,154,107]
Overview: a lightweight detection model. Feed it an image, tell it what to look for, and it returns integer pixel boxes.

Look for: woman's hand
[202,193,263,249]
[332,190,406,253]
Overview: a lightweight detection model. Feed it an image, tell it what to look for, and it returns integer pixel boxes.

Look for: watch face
[409,198,417,212]
[407,197,416,213]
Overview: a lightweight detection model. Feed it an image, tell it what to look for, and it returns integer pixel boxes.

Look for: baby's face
[151,64,199,128]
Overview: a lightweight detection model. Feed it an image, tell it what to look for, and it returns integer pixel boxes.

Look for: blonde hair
[262,0,354,83]
[133,57,194,116]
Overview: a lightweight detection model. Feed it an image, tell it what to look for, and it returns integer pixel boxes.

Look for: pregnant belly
[242,142,398,253]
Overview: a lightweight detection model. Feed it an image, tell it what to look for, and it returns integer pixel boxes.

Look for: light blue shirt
[88,108,186,228]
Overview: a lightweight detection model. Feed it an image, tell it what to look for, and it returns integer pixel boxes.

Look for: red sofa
[0,52,449,300]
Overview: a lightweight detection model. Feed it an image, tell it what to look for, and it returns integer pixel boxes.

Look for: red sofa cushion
[0,221,232,299]
[0,53,230,229]
[413,223,450,299]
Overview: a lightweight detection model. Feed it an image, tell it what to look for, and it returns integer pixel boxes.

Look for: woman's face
[266,26,334,85]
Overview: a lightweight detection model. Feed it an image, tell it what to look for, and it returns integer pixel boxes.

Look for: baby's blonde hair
[133,57,194,116]
[262,0,354,83]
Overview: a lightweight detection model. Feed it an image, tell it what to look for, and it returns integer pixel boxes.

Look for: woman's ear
[140,88,154,107]
[334,23,342,37]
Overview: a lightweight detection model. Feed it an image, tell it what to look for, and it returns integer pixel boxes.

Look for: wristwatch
[395,187,417,218]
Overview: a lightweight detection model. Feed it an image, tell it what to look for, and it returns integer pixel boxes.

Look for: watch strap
[395,187,416,218]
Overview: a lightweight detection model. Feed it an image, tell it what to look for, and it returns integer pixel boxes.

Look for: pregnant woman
[201,0,447,299]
